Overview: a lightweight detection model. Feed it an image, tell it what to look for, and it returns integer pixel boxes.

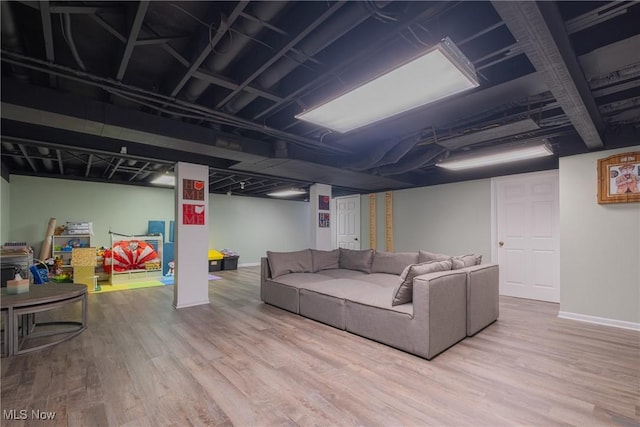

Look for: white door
[493,170,560,302]
[335,195,360,249]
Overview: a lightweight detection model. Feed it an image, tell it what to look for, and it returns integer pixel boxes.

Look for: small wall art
[319,195,330,211]
[319,213,330,228]
[597,151,640,204]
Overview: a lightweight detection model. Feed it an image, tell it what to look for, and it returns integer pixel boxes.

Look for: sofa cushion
[318,268,369,280]
[391,259,453,306]
[452,254,482,269]
[418,250,451,263]
[356,273,402,288]
[339,248,374,273]
[266,249,313,277]
[371,251,419,275]
[311,249,340,272]
[270,272,334,288]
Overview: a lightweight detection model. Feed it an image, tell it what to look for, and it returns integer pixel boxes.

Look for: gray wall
[361,179,492,259]
[559,147,640,324]
[7,175,310,265]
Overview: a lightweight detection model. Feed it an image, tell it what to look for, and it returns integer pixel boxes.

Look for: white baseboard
[558,311,640,331]
[238,262,260,267]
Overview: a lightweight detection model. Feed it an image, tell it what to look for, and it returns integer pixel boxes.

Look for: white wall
[209,193,310,263]
[559,147,640,325]
[8,175,310,265]
[1,176,10,244]
[361,179,492,259]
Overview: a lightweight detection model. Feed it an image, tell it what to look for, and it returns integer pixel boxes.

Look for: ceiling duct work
[182,1,289,103]
[224,1,389,114]
[347,135,419,171]
[2,142,27,168]
[62,14,86,72]
[1,2,29,82]
[437,119,541,150]
[37,147,55,171]
[375,145,445,176]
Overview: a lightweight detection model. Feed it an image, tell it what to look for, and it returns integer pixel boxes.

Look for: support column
[173,162,210,309]
[309,183,332,250]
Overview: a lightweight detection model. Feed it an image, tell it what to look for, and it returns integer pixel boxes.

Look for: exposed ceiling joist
[492,1,604,149]
[166,1,249,98]
[116,0,149,81]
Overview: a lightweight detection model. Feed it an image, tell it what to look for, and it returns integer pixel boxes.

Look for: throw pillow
[311,249,340,272]
[391,259,452,306]
[266,249,313,277]
[418,250,451,263]
[339,248,374,273]
[451,254,482,269]
[371,251,419,275]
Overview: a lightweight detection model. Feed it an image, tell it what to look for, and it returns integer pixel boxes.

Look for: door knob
[354,237,358,241]
[499,241,504,247]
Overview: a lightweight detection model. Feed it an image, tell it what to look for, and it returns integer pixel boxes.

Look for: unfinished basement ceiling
[1,1,639,199]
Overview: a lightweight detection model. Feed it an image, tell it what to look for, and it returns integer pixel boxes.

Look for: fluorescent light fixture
[150,174,175,186]
[296,37,479,133]
[437,142,553,171]
[267,188,307,198]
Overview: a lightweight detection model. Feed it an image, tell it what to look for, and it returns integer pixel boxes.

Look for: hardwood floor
[2,266,639,426]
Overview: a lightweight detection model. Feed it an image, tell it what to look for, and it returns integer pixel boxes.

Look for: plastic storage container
[221,256,239,270]
[208,250,224,272]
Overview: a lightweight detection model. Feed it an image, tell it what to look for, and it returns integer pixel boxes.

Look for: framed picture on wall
[597,151,640,204]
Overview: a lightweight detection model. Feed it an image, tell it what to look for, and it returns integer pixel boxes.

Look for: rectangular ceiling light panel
[296,37,479,133]
[150,174,176,186]
[266,189,307,197]
[437,142,553,170]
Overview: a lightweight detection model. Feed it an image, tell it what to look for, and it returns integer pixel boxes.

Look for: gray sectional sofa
[260,248,499,360]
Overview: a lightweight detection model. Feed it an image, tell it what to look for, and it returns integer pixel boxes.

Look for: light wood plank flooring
[2,267,639,426]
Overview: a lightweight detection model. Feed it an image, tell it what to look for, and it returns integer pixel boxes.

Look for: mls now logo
[3,409,56,420]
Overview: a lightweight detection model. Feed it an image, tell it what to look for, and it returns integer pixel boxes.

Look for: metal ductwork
[182,2,289,103]
[1,2,29,81]
[37,147,54,171]
[2,142,26,167]
[224,1,389,114]
[62,14,86,71]
[374,145,444,176]
[347,136,418,171]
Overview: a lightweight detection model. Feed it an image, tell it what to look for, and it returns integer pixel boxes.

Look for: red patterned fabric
[103,240,160,273]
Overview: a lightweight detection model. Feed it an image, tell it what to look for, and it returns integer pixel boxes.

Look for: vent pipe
[224,2,389,114]
[182,2,289,103]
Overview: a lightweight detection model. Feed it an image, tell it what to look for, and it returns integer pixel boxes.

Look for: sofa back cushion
[371,251,419,275]
[418,250,451,263]
[452,254,482,269]
[311,249,340,272]
[339,248,374,273]
[266,249,313,277]
[391,259,453,306]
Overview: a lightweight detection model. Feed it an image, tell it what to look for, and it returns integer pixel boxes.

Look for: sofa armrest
[260,257,272,301]
[460,264,499,336]
[412,270,467,358]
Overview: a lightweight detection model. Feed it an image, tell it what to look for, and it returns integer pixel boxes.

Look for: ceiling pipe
[62,13,86,71]
[37,147,55,171]
[182,1,289,103]
[224,1,390,114]
[1,2,29,81]
[2,141,27,167]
